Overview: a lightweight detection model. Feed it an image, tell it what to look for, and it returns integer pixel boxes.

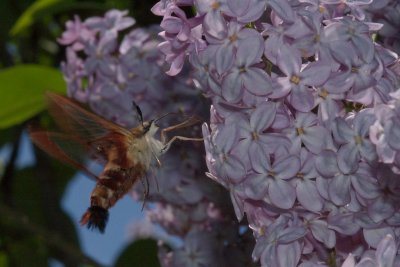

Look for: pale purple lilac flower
[220,38,272,102]
[58,15,95,51]
[153,0,400,266]
[331,109,377,173]
[271,44,331,112]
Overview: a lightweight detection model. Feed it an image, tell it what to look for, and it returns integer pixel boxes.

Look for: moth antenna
[154,112,179,124]
[132,101,144,126]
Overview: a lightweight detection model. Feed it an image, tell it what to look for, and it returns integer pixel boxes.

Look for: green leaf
[0,251,9,267]
[10,0,107,37]
[114,239,161,267]
[11,0,70,36]
[0,64,66,129]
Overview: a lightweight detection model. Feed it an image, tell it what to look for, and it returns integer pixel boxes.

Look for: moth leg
[154,173,160,192]
[140,175,150,211]
[160,116,201,143]
[150,147,162,167]
[161,135,203,153]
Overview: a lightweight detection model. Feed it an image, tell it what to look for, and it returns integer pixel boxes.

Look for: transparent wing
[29,130,99,180]
[29,93,136,178]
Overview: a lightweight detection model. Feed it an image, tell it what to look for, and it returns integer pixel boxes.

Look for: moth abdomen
[80,206,109,233]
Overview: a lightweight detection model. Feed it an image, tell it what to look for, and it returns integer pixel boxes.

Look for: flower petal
[277,44,301,76]
[302,126,329,154]
[296,179,323,212]
[332,117,353,144]
[243,68,273,95]
[310,220,336,248]
[337,143,360,174]
[215,43,235,74]
[376,235,396,267]
[315,150,339,177]
[269,179,296,209]
[277,242,301,267]
[242,173,270,200]
[222,71,243,102]
[250,102,276,131]
[329,174,351,206]
[288,86,315,112]
[274,155,300,180]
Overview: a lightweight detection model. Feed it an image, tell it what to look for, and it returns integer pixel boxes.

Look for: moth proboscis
[29,92,203,233]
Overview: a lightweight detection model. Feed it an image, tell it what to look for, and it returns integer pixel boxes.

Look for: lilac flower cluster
[59,9,257,266]
[154,0,400,266]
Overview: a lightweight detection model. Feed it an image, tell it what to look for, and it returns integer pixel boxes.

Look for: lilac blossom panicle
[153,0,400,266]
[59,9,258,267]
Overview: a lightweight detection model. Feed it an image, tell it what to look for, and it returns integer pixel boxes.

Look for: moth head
[142,119,158,135]
[131,101,176,136]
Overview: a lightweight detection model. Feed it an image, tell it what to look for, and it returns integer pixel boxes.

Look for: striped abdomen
[80,165,146,233]
[80,134,149,233]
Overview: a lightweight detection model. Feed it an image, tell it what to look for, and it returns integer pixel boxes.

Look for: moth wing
[29,129,99,180]
[45,92,136,167]
[30,93,137,178]
[46,92,131,141]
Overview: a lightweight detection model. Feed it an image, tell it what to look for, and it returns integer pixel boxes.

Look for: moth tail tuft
[80,206,109,233]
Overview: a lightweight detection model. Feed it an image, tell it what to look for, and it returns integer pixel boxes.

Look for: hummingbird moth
[29,92,202,233]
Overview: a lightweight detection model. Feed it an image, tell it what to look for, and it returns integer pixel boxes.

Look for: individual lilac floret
[58,15,95,51]
[285,112,332,154]
[292,149,324,212]
[233,101,290,166]
[313,75,347,129]
[331,109,377,173]
[240,146,300,209]
[207,21,263,75]
[324,16,379,64]
[271,44,331,112]
[251,215,306,267]
[84,31,117,76]
[193,0,230,40]
[202,121,246,184]
[220,37,272,102]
